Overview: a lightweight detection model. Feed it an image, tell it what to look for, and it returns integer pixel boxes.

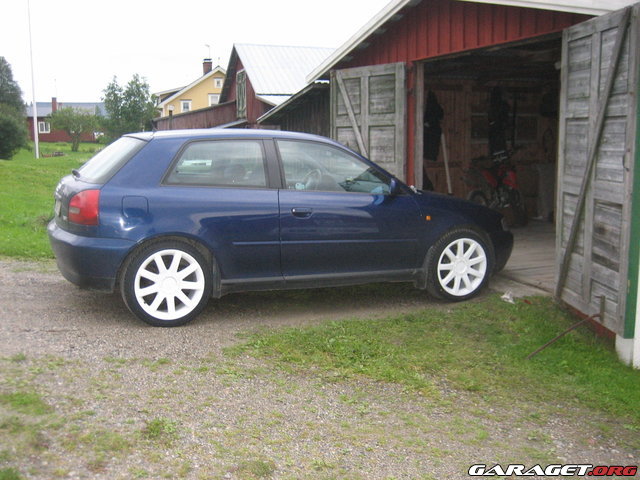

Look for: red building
[153,44,334,131]
[27,97,105,143]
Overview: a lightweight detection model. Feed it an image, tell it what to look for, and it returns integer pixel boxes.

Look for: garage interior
[418,34,563,290]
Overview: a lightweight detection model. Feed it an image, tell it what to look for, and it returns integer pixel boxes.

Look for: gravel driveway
[0,259,637,480]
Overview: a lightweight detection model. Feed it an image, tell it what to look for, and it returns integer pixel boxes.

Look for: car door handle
[291,207,313,218]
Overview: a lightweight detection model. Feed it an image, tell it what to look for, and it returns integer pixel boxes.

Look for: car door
[276,139,423,279]
[161,139,281,283]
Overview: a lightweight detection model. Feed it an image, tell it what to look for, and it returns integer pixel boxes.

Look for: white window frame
[214,78,223,88]
[38,121,50,134]
[208,94,220,106]
[181,100,192,113]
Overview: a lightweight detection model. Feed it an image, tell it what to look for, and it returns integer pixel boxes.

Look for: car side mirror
[389,178,401,196]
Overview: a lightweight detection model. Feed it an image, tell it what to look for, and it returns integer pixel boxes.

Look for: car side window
[276,140,392,194]
[165,140,267,187]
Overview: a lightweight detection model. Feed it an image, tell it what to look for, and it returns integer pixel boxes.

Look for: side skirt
[219,269,424,296]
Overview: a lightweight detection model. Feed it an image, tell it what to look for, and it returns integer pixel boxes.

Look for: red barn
[260,0,640,364]
[27,97,105,143]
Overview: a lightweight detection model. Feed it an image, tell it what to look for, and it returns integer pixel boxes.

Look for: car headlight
[501,217,510,231]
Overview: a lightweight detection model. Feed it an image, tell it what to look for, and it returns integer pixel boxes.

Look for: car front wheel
[426,229,492,301]
[121,241,212,327]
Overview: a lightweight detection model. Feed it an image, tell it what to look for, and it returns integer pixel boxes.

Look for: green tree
[0,57,28,159]
[50,106,99,152]
[102,74,157,140]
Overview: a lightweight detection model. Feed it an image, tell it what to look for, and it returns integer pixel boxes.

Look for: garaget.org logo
[468,464,638,476]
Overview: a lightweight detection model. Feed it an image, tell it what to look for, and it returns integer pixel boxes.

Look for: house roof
[220,44,334,106]
[154,87,184,104]
[307,0,637,82]
[27,102,105,118]
[156,66,226,109]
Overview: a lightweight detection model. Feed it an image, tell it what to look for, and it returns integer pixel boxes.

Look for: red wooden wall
[344,0,588,68]
[153,101,238,130]
[27,118,97,143]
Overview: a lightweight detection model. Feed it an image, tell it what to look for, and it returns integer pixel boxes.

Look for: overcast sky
[3,0,391,104]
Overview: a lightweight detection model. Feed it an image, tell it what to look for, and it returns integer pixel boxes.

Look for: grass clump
[0,391,51,415]
[235,458,276,478]
[0,468,23,480]
[141,417,178,442]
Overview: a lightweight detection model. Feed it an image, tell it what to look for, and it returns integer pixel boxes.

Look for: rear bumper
[48,220,135,292]
[490,229,514,273]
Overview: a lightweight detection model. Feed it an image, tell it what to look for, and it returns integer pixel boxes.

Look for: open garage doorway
[414,34,563,291]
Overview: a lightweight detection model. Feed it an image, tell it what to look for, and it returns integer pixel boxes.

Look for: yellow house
[156,59,226,117]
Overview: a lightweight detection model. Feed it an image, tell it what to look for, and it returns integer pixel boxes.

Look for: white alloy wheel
[133,249,206,321]
[436,238,488,297]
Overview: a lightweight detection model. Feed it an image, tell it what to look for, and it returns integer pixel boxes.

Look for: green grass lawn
[0,143,96,258]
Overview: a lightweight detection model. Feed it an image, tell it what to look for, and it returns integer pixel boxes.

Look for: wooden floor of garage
[498,219,556,293]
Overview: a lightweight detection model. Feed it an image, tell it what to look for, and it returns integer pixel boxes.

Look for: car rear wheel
[468,190,488,207]
[426,229,493,301]
[121,241,212,327]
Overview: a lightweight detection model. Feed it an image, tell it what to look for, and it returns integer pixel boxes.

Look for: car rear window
[164,140,267,188]
[76,136,147,184]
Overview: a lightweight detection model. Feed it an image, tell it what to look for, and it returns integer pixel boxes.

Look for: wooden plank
[414,61,425,189]
[580,28,603,300]
[617,4,640,329]
[369,126,396,170]
[361,73,370,150]
[369,74,396,114]
[556,26,571,287]
[501,221,556,292]
[394,62,407,180]
[555,7,632,299]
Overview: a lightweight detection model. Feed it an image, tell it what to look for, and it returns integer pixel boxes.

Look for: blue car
[48,129,513,327]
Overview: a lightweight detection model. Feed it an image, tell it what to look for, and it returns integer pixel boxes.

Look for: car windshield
[77,136,146,184]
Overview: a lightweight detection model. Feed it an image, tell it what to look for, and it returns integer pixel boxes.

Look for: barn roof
[221,44,334,106]
[307,0,637,82]
[27,102,105,118]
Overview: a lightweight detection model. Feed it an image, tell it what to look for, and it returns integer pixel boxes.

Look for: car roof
[127,129,332,144]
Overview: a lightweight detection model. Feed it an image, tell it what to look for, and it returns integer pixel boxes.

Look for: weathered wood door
[556,5,639,336]
[330,63,406,179]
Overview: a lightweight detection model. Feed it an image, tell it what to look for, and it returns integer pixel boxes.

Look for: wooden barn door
[556,5,639,336]
[330,63,406,179]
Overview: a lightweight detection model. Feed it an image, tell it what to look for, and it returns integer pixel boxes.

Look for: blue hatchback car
[48,129,513,327]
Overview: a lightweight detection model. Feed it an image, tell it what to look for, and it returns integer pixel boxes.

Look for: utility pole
[27,0,39,159]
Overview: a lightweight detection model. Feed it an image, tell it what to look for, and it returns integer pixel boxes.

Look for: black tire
[121,240,212,327]
[426,228,494,301]
[468,190,488,206]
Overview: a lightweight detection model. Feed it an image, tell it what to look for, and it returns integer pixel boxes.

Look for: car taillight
[68,189,100,225]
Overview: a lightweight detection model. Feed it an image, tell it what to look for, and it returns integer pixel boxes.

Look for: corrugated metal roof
[256,95,292,106]
[235,44,334,96]
[464,0,637,14]
[307,0,637,82]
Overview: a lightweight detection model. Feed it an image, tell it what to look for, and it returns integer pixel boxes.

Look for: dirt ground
[0,258,638,480]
